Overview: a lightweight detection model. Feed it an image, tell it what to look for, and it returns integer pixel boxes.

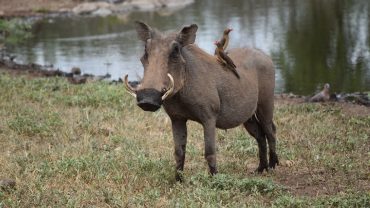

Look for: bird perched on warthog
[124,21,279,181]
[214,28,240,78]
[218,28,233,51]
[214,40,240,78]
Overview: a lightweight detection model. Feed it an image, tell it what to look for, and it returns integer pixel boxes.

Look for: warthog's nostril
[136,88,162,112]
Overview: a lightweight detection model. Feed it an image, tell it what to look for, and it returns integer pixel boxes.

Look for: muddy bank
[0,0,195,18]
[0,54,114,84]
[1,54,369,107]
[275,93,370,107]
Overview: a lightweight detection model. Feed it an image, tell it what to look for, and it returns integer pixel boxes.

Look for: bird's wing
[219,51,236,68]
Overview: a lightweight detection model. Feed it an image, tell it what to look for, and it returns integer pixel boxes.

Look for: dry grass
[0,73,369,207]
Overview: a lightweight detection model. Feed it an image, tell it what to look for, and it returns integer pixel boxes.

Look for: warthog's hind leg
[255,111,279,170]
[265,121,279,169]
[171,118,188,182]
[243,115,268,173]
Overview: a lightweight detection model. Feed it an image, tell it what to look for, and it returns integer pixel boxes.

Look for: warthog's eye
[169,41,180,59]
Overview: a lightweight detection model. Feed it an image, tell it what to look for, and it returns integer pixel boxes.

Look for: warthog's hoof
[175,171,184,182]
[255,165,269,174]
[209,166,218,176]
[269,153,279,169]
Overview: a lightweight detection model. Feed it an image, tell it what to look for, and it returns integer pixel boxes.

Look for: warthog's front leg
[203,120,218,175]
[171,118,188,182]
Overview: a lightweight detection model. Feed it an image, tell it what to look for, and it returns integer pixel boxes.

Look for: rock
[58,8,70,13]
[341,93,370,106]
[82,73,95,78]
[114,146,122,152]
[164,0,195,9]
[281,160,295,167]
[43,69,65,77]
[72,2,111,15]
[71,67,81,75]
[130,0,157,11]
[0,178,16,190]
[68,75,87,84]
[103,0,125,4]
[72,3,99,15]
[111,0,194,13]
[92,8,112,16]
[93,73,111,81]
[99,126,114,136]
[309,83,330,102]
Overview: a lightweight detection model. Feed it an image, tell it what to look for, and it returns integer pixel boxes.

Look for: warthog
[125,21,279,181]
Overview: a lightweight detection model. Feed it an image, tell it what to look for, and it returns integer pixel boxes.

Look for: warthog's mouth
[123,73,175,112]
[138,102,161,112]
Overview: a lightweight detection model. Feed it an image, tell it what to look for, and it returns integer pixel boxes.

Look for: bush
[0,19,32,45]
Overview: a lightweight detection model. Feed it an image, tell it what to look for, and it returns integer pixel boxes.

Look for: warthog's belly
[215,97,258,129]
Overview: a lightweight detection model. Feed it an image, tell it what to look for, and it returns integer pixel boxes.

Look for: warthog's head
[124,21,198,112]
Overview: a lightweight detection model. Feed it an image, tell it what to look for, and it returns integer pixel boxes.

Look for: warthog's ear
[176,24,198,46]
[135,21,154,42]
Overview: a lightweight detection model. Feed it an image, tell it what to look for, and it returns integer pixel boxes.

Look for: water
[6,0,370,94]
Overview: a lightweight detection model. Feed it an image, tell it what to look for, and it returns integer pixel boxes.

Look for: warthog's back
[178,46,274,129]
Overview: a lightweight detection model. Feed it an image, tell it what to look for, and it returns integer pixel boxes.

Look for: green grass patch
[0,74,369,207]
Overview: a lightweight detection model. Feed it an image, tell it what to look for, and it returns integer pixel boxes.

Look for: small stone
[72,3,98,15]
[281,160,295,167]
[71,67,81,75]
[92,8,112,16]
[0,178,16,190]
[99,127,114,136]
[114,146,122,152]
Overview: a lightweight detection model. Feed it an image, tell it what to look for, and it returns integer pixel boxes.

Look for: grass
[0,73,369,207]
[0,19,32,45]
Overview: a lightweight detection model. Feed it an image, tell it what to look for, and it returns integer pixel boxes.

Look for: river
[6,0,370,94]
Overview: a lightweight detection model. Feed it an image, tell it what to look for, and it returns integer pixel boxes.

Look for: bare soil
[0,0,78,17]
[274,166,369,197]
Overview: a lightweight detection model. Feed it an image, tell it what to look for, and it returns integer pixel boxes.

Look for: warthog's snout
[136,89,163,112]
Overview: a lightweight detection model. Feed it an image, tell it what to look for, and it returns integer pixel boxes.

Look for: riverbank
[1,55,370,108]
[0,0,195,18]
[0,73,369,207]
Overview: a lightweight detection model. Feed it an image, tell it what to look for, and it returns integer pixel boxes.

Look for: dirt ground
[1,65,369,203]
[0,0,78,17]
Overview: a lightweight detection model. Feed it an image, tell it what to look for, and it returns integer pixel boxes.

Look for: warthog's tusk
[162,73,175,101]
[124,74,137,98]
